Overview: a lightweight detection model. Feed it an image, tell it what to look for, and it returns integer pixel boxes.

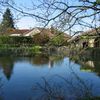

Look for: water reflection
[31,68,93,100]
[0,54,65,80]
[0,53,99,100]
[70,52,100,77]
[30,54,49,65]
[0,57,14,80]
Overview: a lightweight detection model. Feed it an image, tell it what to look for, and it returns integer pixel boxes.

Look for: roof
[10,29,30,35]
[68,28,100,43]
[1,28,30,35]
[24,28,40,36]
[0,27,71,39]
[24,27,54,38]
[81,28,100,36]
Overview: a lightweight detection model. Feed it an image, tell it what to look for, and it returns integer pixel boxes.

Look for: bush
[0,36,34,46]
[33,33,49,45]
[50,34,65,46]
[31,46,42,53]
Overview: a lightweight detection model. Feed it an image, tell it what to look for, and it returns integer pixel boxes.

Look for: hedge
[0,36,34,45]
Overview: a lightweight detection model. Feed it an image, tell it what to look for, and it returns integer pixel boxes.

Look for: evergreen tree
[0,8,15,31]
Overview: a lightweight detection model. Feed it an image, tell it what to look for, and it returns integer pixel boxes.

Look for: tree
[50,34,64,46]
[0,8,15,33]
[33,33,49,45]
[1,0,100,36]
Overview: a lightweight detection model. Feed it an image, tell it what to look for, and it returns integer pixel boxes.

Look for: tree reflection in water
[70,49,100,77]
[0,52,99,100]
[0,73,3,100]
[0,54,65,81]
[31,66,94,100]
[0,57,14,80]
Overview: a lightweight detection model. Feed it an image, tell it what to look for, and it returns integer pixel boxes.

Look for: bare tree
[31,65,93,100]
[0,0,100,48]
[0,0,99,35]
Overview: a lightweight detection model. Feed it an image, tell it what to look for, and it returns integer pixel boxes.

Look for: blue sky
[10,0,83,29]
[13,0,40,29]
[0,0,38,29]
[0,0,99,33]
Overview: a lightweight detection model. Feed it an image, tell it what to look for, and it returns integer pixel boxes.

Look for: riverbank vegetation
[0,35,69,57]
[0,1,100,100]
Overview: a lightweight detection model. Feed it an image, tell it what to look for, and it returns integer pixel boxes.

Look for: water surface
[0,54,100,100]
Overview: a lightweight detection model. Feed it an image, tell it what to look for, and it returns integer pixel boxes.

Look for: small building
[24,28,40,36]
[69,28,100,48]
[0,28,30,36]
[0,27,71,46]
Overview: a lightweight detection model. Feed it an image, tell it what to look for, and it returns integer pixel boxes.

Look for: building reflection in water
[48,60,54,68]
[70,50,100,77]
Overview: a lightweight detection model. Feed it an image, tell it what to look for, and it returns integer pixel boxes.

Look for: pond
[0,53,100,100]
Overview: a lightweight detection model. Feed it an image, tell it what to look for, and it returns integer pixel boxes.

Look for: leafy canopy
[0,8,15,33]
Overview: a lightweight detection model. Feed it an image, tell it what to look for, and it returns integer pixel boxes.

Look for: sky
[0,0,41,29]
[0,0,99,33]
[7,0,83,29]
[12,0,40,29]
[15,17,37,29]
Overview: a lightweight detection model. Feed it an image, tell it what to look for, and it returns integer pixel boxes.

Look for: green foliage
[0,36,43,56]
[96,0,100,4]
[33,33,49,45]
[0,8,15,34]
[0,36,34,45]
[81,36,88,39]
[50,34,65,46]
[31,46,42,53]
[94,0,100,6]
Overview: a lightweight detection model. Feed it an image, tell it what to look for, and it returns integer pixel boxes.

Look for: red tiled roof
[1,27,71,39]
[16,29,30,34]
[0,28,30,35]
[9,29,31,35]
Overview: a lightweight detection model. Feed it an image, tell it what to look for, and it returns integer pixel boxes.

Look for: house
[24,27,55,39]
[0,27,71,45]
[6,27,54,38]
[69,28,100,48]
[24,28,40,36]
[0,28,30,36]
[9,29,31,36]
[0,27,70,38]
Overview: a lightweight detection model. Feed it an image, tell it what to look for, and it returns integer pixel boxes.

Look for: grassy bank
[0,36,69,56]
[0,36,42,56]
[0,45,42,56]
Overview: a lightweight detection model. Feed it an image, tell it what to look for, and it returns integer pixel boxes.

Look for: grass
[0,44,42,56]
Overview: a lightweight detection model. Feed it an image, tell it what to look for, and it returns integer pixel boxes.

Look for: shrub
[33,33,49,45]
[0,36,34,46]
[50,34,65,46]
